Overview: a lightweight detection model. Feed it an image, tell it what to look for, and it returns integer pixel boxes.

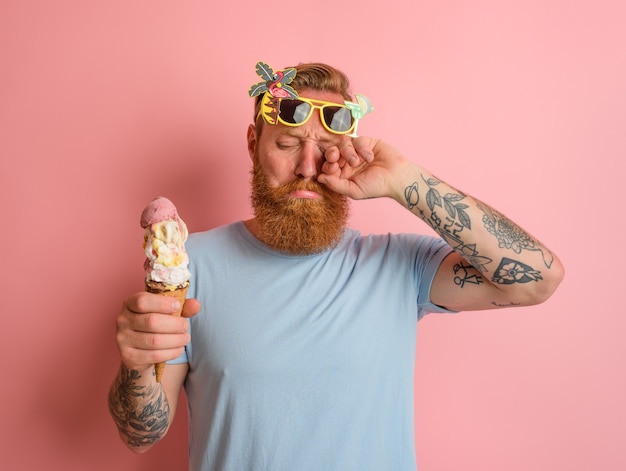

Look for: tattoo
[404,176,492,273]
[443,217,464,238]
[454,243,492,273]
[423,176,471,230]
[108,366,170,447]
[492,257,542,285]
[453,262,484,287]
[403,177,555,291]
[404,182,420,210]
[477,202,554,268]
[491,301,522,307]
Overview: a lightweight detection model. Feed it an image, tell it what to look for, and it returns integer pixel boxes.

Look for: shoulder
[188,221,239,241]
[187,221,246,251]
[344,229,451,259]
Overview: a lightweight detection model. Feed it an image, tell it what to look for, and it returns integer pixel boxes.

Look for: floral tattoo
[492,257,542,284]
[478,202,554,269]
[108,367,170,447]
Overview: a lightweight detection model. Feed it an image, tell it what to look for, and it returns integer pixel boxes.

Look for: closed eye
[276,141,300,150]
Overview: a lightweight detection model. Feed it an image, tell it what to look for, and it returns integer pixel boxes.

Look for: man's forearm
[108,364,171,452]
[399,166,561,300]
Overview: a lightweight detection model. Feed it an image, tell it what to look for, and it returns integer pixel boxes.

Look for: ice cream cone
[141,197,191,382]
[145,281,189,383]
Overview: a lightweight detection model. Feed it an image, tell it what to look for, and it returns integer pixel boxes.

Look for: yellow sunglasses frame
[259,93,356,135]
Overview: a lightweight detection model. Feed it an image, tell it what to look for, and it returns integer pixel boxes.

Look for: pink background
[1,1,623,470]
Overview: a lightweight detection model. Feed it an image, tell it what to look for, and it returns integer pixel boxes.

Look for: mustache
[278,179,336,198]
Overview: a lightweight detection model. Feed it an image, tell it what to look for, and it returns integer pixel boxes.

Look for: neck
[243,218,263,241]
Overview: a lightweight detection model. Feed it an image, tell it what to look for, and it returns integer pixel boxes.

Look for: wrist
[391,162,423,207]
[118,362,158,386]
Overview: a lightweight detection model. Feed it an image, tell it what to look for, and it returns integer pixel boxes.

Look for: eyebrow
[281,128,339,144]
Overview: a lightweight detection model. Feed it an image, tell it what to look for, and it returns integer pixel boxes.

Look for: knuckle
[144,313,161,331]
[134,293,151,313]
[115,329,126,345]
[148,333,161,348]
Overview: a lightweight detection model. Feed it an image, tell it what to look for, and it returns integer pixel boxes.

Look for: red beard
[250,164,349,255]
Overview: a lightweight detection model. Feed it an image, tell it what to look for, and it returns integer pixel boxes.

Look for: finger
[321,159,340,175]
[127,311,190,334]
[353,137,375,163]
[317,171,353,196]
[337,140,360,167]
[117,313,190,359]
[116,314,189,352]
[121,346,187,369]
[127,329,191,351]
[324,145,341,163]
[126,291,183,315]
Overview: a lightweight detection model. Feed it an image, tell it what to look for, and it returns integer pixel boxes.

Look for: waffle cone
[145,282,189,383]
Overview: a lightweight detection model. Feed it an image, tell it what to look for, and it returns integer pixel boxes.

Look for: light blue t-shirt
[174,221,455,471]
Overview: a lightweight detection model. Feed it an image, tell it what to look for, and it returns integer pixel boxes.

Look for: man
[109,62,564,470]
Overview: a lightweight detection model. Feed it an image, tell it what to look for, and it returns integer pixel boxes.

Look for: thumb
[322,174,368,200]
[182,298,201,318]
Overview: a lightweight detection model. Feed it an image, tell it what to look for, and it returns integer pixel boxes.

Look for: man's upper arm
[429,252,514,312]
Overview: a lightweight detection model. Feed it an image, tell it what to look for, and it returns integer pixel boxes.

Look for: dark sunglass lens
[323,107,353,132]
[279,100,311,124]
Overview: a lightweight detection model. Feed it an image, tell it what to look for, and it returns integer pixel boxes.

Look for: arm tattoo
[477,201,554,269]
[404,177,554,280]
[492,257,542,285]
[404,176,472,238]
[108,366,170,448]
[422,176,471,231]
[404,177,492,273]
[404,182,420,210]
[453,262,484,287]
[492,301,522,307]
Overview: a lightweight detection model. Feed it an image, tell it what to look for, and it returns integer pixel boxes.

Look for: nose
[295,142,323,179]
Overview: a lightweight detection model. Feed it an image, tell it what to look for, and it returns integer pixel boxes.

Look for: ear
[246,124,257,162]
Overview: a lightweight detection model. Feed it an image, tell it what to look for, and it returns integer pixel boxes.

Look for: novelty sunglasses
[265,96,356,135]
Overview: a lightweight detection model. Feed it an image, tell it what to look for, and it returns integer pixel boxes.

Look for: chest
[187,264,418,390]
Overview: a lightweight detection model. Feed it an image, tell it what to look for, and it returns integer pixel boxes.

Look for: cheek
[255,153,293,187]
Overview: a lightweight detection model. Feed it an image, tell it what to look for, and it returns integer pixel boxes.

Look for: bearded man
[109,62,564,471]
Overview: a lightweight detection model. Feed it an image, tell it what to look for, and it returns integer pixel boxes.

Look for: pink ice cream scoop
[141,196,191,288]
[141,196,181,228]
